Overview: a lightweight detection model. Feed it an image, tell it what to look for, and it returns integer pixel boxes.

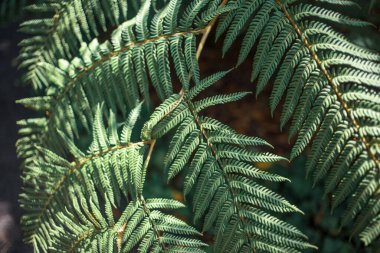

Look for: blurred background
[0,0,380,252]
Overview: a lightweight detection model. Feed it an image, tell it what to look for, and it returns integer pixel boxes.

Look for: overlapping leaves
[16,0,380,251]
[16,0,226,168]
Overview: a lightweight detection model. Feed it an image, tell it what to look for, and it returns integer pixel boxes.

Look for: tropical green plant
[11,0,380,252]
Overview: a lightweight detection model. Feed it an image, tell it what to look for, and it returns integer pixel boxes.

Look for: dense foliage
[7,0,380,252]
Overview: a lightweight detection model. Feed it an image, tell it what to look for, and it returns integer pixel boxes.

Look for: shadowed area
[0,23,32,253]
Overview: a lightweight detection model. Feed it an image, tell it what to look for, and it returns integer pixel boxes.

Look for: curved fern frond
[216,0,380,245]
[142,73,315,252]
[20,104,205,252]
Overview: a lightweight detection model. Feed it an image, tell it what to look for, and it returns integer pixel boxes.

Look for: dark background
[0,1,380,253]
[0,22,32,252]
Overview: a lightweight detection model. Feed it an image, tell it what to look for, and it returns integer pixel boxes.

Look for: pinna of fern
[215,0,380,245]
[142,71,316,252]
[18,0,143,90]
[20,103,207,252]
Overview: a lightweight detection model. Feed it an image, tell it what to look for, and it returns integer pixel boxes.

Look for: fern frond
[20,104,205,252]
[142,73,315,252]
[216,0,380,245]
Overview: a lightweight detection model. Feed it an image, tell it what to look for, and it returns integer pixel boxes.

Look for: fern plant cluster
[11,0,380,252]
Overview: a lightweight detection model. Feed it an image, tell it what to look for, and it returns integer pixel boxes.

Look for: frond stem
[73,141,152,170]
[142,139,157,175]
[196,0,229,59]
[68,228,97,253]
[140,195,168,252]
